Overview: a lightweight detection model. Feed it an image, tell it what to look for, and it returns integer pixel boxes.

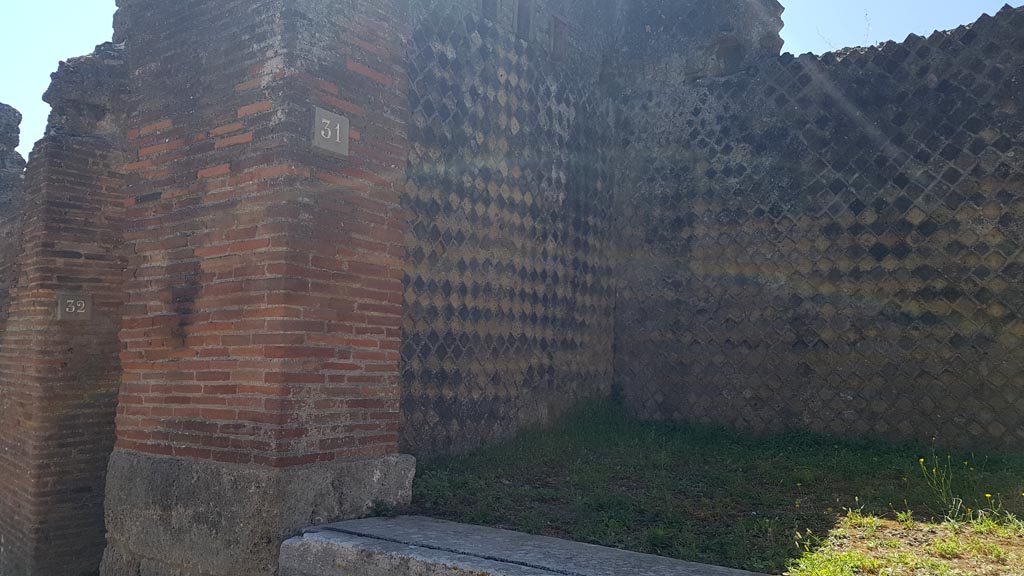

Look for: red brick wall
[283,0,412,462]
[112,0,410,468]
[0,49,126,576]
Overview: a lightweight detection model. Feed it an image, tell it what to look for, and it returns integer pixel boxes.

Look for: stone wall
[1,2,1023,575]
[0,104,25,336]
[614,5,1024,448]
[399,0,617,456]
[0,45,127,576]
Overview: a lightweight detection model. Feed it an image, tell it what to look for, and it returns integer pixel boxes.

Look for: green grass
[408,401,1024,575]
[786,550,882,576]
[788,511,1022,576]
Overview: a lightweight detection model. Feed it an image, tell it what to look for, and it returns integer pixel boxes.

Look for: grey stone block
[101,450,415,576]
[280,516,767,576]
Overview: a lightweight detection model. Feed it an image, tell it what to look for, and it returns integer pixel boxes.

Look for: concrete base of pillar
[100,450,415,576]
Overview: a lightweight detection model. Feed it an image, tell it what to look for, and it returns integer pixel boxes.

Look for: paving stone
[281,516,767,576]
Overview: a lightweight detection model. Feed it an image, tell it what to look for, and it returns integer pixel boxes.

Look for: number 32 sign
[56,293,93,320]
[313,107,350,157]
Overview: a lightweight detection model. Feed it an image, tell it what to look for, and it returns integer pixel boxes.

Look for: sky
[0,0,1019,158]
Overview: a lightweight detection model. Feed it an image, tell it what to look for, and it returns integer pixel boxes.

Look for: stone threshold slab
[279,516,768,576]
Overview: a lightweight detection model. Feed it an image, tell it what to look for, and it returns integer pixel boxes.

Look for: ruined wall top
[107,0,782,95]
[614,0,785,85]
[42,43,126,139]
[0,103,26,202]
[0,102,26,338]
[0,104,24,158]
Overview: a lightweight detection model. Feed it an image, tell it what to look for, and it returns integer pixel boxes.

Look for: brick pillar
[0,46,127,576]
[101,1,414,575]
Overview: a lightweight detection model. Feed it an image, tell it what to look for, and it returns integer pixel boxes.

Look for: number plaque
[56,293,93,320]
[312,107,350,156]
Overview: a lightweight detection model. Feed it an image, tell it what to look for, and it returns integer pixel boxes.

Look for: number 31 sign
[313,107,350,157]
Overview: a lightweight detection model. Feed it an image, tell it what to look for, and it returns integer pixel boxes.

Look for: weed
[931,536,964,559]
[369,499,398,518]
[965,537,1009,562]
[919,454,967,520]
[894,507,915,529]
[881,538,901,550]
[844,507,880,535]
[917,452,1024,540]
